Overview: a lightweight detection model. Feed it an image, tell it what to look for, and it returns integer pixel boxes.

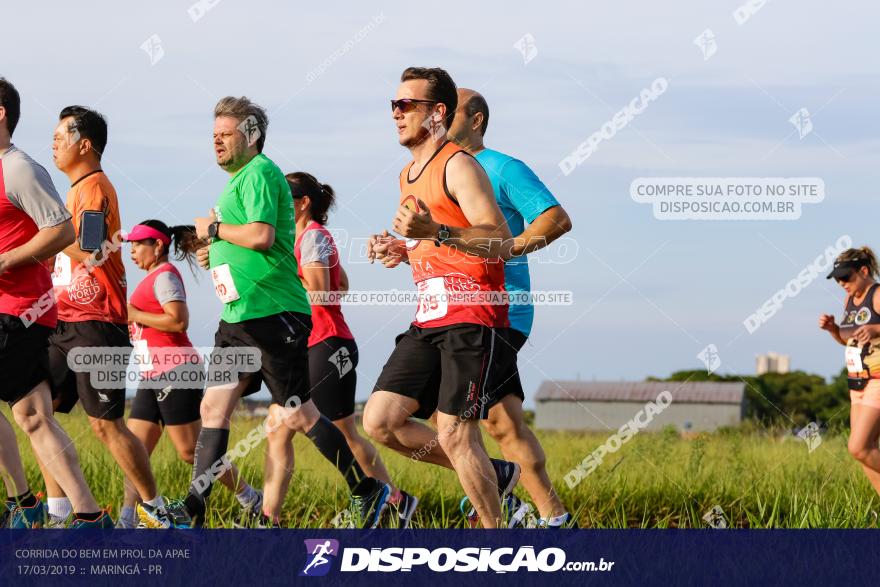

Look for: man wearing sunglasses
[364,67,519,528]
[447,88,575,528]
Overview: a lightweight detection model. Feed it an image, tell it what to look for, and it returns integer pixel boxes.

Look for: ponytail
[286,171,336,225]
[135,219,207,274]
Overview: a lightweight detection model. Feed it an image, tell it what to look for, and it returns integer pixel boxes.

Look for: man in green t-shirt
[138,96,391,529]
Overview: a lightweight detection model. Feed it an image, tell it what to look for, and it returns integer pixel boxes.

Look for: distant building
[756,352,790,375]
[534,380,746,432]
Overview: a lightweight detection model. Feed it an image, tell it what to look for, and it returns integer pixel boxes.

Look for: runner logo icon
[329,347,353,378]
[300,539,340,577]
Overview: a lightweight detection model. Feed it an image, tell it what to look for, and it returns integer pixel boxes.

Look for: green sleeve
[237,168,278,227]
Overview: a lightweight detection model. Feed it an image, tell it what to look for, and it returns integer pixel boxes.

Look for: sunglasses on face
[390,99,437,113]
[837,270,856,284]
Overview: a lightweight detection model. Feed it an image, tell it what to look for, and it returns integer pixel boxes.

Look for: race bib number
[416,277,448,322]
[846,345,864,375]
[52,254,71,287]
[133,339,153,372]
[211,263,240,303]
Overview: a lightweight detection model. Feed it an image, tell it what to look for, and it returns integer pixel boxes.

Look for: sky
[4,0,879,406]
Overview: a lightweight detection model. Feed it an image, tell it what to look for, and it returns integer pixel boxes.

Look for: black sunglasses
[837,269,857,283]
[390,99,436,113]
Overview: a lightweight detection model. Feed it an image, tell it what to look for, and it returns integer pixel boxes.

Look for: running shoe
[349,482,391,529]
[331,509,354,529]
[492,459,521,497]
[233,491,280,528]
[7,498,47,529]
[460,458,521,527]
[136,499,193,529]
[1,502,12,528]
[46,514,71,528]
[537,513,579,529]
[506,494,535,529]
[460,492,525,528]
[389,490,419,529]
[69,512,114,528]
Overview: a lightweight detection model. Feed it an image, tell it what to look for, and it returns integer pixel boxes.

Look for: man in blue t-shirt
[448,88,574,528]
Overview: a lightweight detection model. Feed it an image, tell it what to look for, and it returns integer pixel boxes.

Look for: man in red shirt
[0,78,111,528]
[39,105,166,525]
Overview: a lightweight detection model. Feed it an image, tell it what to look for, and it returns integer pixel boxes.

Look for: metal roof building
[534,380,746,432]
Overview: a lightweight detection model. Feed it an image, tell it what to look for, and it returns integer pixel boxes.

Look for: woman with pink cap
[118,219,261,528]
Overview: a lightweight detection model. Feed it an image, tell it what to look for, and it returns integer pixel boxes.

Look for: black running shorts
[309,337,359,421]
[491,328,528,405]
[48,320,131,420]
[211,312,312,407]
[129,364,204,426]
[372,324,510,420]
[0,313,52,405]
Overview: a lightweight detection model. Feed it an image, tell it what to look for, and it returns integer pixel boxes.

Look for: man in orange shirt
[39,106,166,525]
[363,67,517,528]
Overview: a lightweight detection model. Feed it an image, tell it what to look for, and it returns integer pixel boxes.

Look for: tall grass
[4,408,877,528]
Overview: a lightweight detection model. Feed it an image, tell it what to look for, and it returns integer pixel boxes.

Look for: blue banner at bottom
[0,529,873,586]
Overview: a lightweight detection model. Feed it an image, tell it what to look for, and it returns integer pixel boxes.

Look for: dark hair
[136,219,205,271]
[59,106,108,159]
[214,96,268,153]
[400,67,458,130]
[465,93,490,136]
[286,172,336,225]
[0,77,21,136]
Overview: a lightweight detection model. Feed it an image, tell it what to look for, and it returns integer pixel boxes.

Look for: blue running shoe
[461,492,526,528]
[390,490,419,529]
[460,459,522,527]
[350,482,391,529]
[8,498,47,529]
[70,512,114,528]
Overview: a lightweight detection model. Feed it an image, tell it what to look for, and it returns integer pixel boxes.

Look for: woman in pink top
[288,172,417,528]
[118,219,260,528]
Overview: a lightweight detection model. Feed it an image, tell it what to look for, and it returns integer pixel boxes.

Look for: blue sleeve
[499,159,560,224]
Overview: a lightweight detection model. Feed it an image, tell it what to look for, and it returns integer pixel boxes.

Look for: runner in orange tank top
[362,66,521,529]
[398,140,508,329]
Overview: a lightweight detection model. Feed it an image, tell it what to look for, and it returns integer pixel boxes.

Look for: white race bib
[211,263,240,303]
[133,339,154,372]
[52,254,71,287]
[416,277,448,322]
[846,345,864,375]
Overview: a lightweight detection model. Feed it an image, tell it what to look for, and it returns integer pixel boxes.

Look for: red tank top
[294,221,354,346]
[399,141,508,329]
[128,262,199,376]
[0,160,57,328]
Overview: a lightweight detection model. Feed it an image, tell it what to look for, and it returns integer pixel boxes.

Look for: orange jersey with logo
[399,140,508,329]
[53,171,127,324]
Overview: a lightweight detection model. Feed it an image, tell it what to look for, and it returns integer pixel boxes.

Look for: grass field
[5,409,879,528]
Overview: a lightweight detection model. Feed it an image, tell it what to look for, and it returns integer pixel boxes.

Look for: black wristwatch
[207,221,221,240]
[435,223,451,247]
